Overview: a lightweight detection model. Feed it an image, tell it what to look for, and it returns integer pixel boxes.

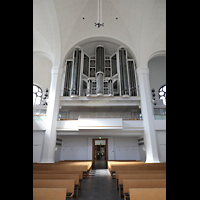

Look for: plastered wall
[33,131,45,163]
[60,136,141,161]
[148,56,166,100]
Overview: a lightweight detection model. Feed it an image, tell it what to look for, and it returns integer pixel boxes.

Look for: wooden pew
[33,179,74,200]
[108,161,144,174]
[33,188,67,200]
[115,170,166,189]
[33,174,80,198]
[33,170,83,189]
[109,163,166,178]
[118,174,166,197]
[123,179,166,200]
[110,162,166,175]
[33,162,91,178]
[110,162,166,171]
[129,188,166,200]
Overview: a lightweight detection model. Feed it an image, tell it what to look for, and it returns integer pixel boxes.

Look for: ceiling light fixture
[95,0,104,28]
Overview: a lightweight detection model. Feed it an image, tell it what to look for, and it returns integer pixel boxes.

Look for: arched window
[33,84,43,105]
[159,84,166,105]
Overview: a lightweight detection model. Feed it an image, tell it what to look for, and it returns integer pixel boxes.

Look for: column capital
[136,67,149,75]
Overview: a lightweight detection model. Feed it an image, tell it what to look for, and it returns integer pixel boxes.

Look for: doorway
[92,138,108,169]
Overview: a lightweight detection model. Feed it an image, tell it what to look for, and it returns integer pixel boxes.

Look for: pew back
[33,179,74,194]
[116,170,166,179]
[118,173,166,185]
[129,188,166,200]
[33,174,79,185]
[110,163,166,172]
[123,179,166,194]
[33,164,88,171]
[33,188,67,200]
[33,170,83,179]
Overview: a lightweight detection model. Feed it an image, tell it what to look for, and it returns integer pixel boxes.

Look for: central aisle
[78,169,122,200]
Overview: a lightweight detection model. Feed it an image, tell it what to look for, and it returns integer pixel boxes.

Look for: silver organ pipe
[96,46,104,95]
[119,48,129,96]
[87,78,92,96]
[70,48,81,97]
[128,61,137,96]
[108,78,113,96]
[96,46,104,72]
[96,71,103,95]
[63,61,72,96]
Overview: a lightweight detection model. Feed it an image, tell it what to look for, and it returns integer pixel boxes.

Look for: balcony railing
[33,105,47,120]
[58,111,142,120]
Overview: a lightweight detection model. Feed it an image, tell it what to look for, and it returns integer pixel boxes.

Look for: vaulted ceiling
[33,0,166,91]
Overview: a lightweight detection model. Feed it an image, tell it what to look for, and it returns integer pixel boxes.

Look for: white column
[40,67,63,163]
[137,67,160,163]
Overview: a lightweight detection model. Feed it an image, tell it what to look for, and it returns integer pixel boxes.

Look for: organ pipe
[96,46,104,95]
[70,48,81,97]
[96,71,103,95]
[96,46,104,72]
[63,61,72,96]
[108,78,113,96]
[87,78,92,96]
[119,48,129,96]
[128,61,137,96]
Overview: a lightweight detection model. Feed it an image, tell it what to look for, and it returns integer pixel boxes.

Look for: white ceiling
[33,0,166,91]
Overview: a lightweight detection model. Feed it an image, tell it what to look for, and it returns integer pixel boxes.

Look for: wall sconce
[43,88,49,105]
[151,88,156,105]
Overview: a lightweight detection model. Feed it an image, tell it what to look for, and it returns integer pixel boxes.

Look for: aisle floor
[77,169,122,200]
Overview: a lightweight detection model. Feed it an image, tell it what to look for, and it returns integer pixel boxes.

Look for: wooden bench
[118,174,166,197]
[109,163,166,178]
[115,170,166,188]
[129,188,166,200]
[33,179,74,200]
[33,188,67,200]
[123,179,166,200]
[33,170,83,189]
[33,163,91,178]
[33,174,80,198]
[108,161,144,174]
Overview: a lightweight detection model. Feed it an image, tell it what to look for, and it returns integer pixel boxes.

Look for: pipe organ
[70,48,81,97]
[63,46,138,97]
[119,48,129,96]
[96,46,104,96]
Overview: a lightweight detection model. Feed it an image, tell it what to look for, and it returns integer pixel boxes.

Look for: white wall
[55,145,61,162]
[60,137,89,160]
[113,137,140,160]
[155,131,166,162]
[33,131,45,163]
[60,136,141,161]
[138,144,146,162]
[34,132,165,162]
[148,56,166,100]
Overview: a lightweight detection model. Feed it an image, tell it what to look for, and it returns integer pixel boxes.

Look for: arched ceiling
[33,0,166,81]
[33,0,165,61]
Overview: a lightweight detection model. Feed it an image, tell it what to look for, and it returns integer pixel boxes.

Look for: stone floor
[76,169,122,200]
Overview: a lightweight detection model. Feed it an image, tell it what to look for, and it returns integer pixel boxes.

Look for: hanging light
[95,0,104,28]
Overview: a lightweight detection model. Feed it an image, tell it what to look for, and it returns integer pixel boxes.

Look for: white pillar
[40,67,63,163]
[137,67,160,163]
